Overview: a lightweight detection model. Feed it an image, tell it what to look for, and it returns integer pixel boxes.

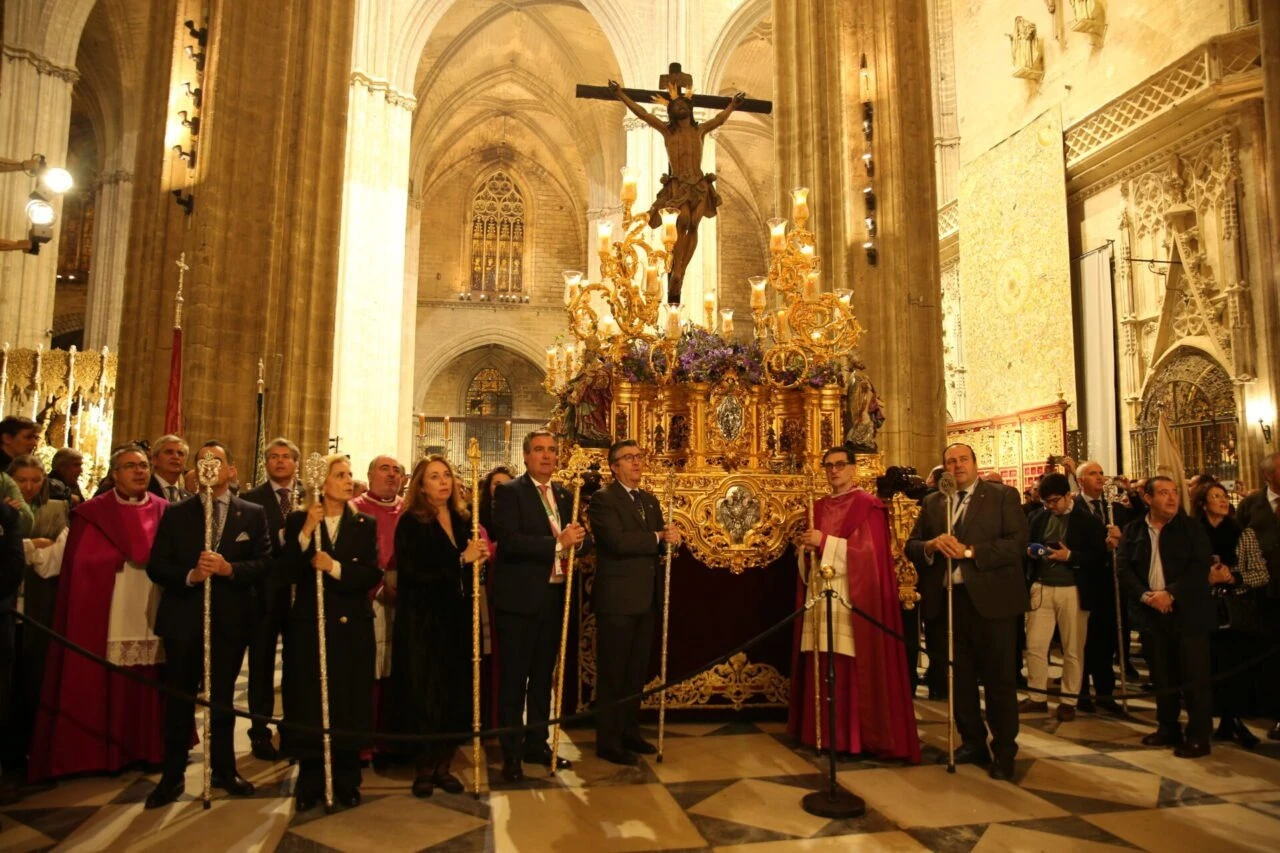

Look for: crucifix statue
[577,64,772,305]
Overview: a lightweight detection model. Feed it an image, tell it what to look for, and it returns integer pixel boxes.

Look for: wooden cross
[575,62,772,114]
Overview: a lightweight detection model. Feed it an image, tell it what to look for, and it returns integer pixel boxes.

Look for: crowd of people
[1,406,1278,811]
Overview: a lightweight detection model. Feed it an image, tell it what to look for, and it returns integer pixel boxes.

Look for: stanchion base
[946,764,956,774]
[656,754,664,764]
[801,788,865,819]
[202,799,211,811]
[324,803,335,815]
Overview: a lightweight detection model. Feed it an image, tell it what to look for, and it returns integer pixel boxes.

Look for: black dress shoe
[1231,719,1260,750]
[988,759,1015,782]
[623,737,658,755]
[950,744,991,766]
[336,787,362,808]
[598,748,639,766]
[144,775,185,809]
[1096,699,1123,715]
[411,774,434,797]
[250,736,280,762]
[501,759,524,783]
[1213,718,1236,742]
[1076,697,1096,713]
[1141,728,1183,747]
[295,791,320,812]
[211,772,256,796]
[433,772,464,795]
[523,748,571,769]
[1174,740,1210,759]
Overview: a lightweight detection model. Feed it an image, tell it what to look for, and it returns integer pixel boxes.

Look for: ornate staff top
[303,452,327,501]
[196,455,221,490]
[466,436,482,470]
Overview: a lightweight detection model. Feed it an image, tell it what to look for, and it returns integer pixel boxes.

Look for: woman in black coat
[391,454,488,797]
[282,454,382,811]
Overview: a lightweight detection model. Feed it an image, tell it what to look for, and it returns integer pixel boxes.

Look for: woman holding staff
[282,454,380,811]
[391,454,489,797]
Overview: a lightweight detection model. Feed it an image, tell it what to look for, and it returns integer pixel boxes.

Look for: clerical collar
[113,489,150,505]
[363,493,400,506]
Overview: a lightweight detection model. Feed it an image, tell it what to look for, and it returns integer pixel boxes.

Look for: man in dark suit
[907,442,1029,781]
[491,430,592,782]
[144,441,274,808]
[1073,460,1133,711]
[1020,473,1107,722]
[1230,452,1280,740]
[587,439,681,765]
[1117,475,1215,758]
[238,437,301,760]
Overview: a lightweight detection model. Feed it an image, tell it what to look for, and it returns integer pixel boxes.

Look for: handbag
[1216,588,1263,635]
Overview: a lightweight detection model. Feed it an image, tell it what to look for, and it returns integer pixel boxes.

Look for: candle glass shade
[665,304,681,340]
[790,187,810,227]
[720,308,735,337]
[597,220,613,255]
[749,275,768,309]
[804,271,820,299]
[620,166,638,206]
[659,208,679,247]
[768,218,788,253]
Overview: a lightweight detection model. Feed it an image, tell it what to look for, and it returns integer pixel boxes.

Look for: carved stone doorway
[1129,347,1238,481]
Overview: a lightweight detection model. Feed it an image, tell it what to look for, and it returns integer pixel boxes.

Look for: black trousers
[247,583,290,739]
[495,593,564,758]
[1143,620,1212,743]
[595,609,654,753]
[1080,604,1118,701]
[923,611,947,696]
[951,585,1020,762]
[1262,599,1280,721]
[161,632,248,778]
[1210,628,1255,719]
[296,753,361,798]
[901,606,922,692]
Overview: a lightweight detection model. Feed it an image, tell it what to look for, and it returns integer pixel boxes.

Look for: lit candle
[601,315,619,337]
[776,308,791,341]
[666,303,682,339]
[660,208,679,246]
[645,260,659,295]
[811,330,823,344]
[504,419,512,442]
[791,187,810,225]
[597,220,613,255]
[703,291,716,329]
[768,218,788,253]
[620,166,638,205]
[443,416,451,440]
[546,345,558,371]
[804,271,821,299]
[836,288,853,308]
[720,308,735,337]
[563,270,582,305]
[799,244,815,260]
[562,342,576,376]
[749,275,768,309]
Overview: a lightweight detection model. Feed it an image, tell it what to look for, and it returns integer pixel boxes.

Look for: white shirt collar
[1267,486,1280,506]
[269,478,295,492]
[154,474,180,491]
[113,489,149,505]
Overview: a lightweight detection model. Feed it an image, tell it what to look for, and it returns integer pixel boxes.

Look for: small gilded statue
[715,485,761,545]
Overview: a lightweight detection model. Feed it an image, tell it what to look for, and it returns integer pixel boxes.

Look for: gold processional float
[541,178,922,711]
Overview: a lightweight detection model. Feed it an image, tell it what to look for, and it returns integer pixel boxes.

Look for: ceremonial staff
[1103,481,1130,714]
[196,455,221,809]
[303,452,336,814]
[548,448,588,776]
[466,438,484,797]
[806,466,822,752]
[656,474,676,762]
[938,472,959,774]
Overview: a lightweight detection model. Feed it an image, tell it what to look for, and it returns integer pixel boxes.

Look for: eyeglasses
[614,453,643,464]
[117,461,150,472]
[821,461,849,472]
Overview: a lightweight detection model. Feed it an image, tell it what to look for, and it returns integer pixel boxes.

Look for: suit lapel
[612,481,646,527]
[217,499,241,552]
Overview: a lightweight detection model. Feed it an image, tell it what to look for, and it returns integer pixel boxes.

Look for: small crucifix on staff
[577,63,772,305]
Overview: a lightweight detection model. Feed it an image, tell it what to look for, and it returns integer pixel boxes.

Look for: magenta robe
[28,492,168,780]
[788,489,921,762]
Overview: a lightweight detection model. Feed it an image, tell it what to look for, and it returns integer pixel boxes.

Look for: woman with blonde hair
[391,454,488,797]
[281,454,381,811]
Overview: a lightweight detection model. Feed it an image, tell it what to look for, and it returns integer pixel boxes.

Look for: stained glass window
[466,367,513,417]
[469,172,525,296]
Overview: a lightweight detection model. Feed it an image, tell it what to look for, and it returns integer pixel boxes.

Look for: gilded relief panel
[958,111,1075,426]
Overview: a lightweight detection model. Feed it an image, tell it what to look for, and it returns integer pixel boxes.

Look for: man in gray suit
[587,439,681,765]
[907,442,1029,781]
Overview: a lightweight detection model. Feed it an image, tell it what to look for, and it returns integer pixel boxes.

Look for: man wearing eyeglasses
[1020,473,1108,722]
[788,446,921,762]
[587,440,681,765]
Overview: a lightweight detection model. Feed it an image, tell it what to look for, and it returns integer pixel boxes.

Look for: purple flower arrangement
[615,327,841,388]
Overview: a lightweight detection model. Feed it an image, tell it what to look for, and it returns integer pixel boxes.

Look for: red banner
[164,327,183,436]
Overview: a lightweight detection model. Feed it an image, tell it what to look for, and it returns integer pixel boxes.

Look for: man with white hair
[1075,460,1129,714]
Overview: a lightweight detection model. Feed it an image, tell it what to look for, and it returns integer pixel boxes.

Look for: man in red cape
[788,446,921,762]
[29,445,168,779]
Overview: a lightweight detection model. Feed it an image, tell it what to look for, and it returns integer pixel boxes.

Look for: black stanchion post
[802,567,865,819]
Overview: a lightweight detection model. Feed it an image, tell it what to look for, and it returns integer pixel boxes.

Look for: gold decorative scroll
[888,492,922,609]
[641,653,788,710]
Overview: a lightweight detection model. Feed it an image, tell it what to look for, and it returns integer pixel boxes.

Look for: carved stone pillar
[330,72,415,470]
[114,0,355,461]
[82,168,134,350]
[0,43,78,347]
[773,0,944,469]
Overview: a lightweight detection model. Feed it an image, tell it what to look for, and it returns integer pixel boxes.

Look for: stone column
[82,167,134,350]
[773,0,944,470]
[113,0,355,461]
[0,44,78,348]
[330,72,415,471]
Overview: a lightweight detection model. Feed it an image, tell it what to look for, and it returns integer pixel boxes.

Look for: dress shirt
[1144,518,1166,594]
[156,475,183,503]
[298,513,344,579]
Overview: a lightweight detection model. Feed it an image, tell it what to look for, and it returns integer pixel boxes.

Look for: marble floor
[3,663,1280,851]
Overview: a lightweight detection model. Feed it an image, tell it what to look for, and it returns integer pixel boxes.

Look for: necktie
[537,484,564,577]
[277,487,293,518]
[211,500,226,549]
[952,490,968,527]
[630,489,646,524]
[1091,499,1104,520]
[166,485,178,503]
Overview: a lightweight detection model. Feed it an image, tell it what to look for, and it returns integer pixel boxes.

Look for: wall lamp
[184,45,206,73]
[1261,419,1274,444]
[183,82,203,108]
[177,110,200,136]
[184,19,208,47]
[172,189,194,215]
[173,144,196,169]
[0,153,72,254]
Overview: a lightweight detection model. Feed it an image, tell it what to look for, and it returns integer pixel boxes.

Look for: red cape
[28,492,168,780]
[788,489,921,762]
